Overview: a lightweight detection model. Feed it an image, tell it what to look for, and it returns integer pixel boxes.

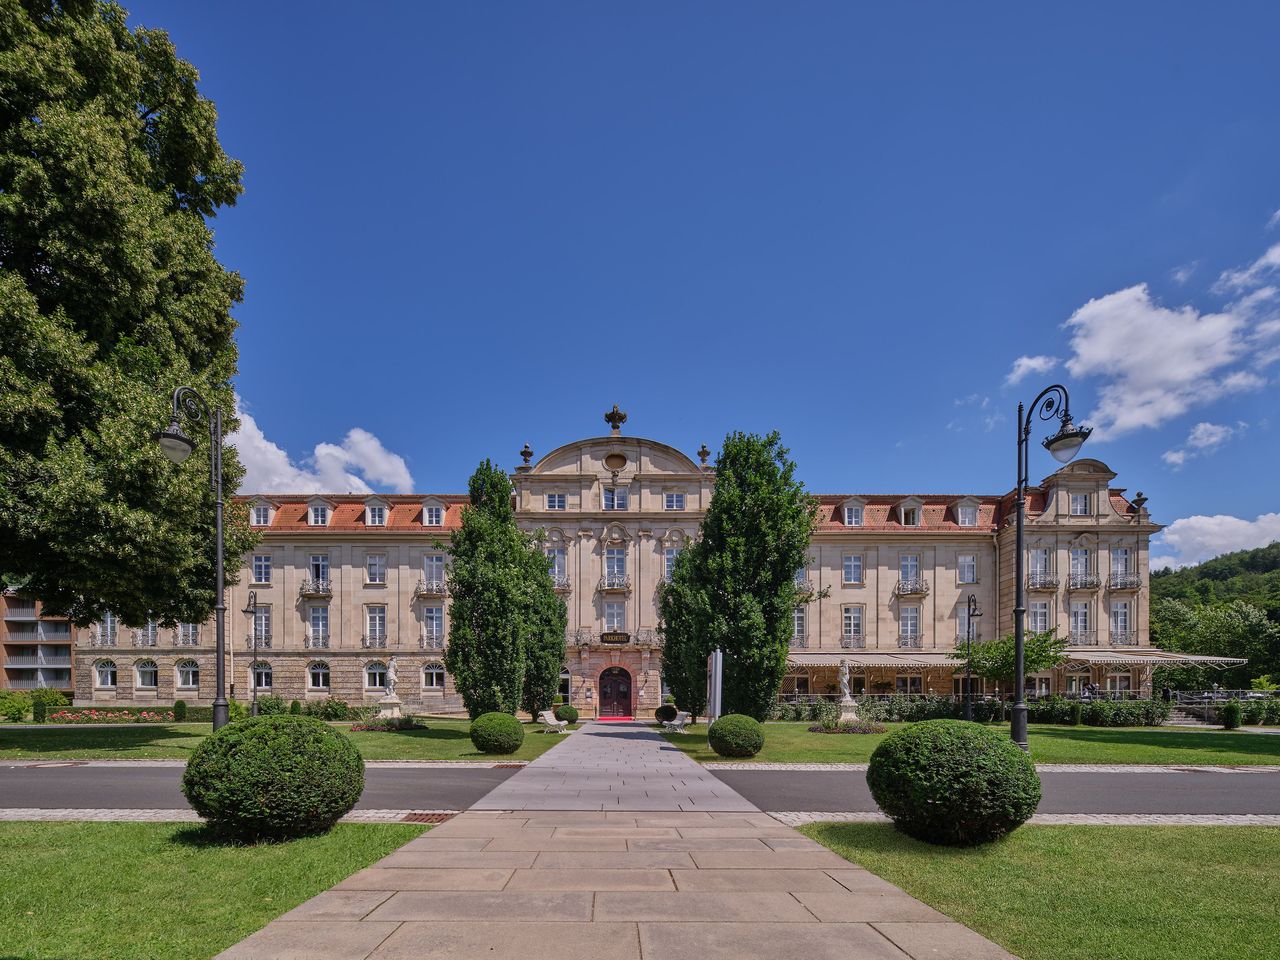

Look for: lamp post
[1012,384,1091,750]
[242,590,258,716]
[154,386,230,731]
[964,594,981,722]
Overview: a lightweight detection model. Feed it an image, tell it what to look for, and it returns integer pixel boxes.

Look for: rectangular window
[957,504,978,526]
[664,492,685,511]
[1070,493,1090,516]
[1030,548,1050,575]
[546,548,566,580]
[424,506,443,526]
[603,488,629,511]
[102,611,118,641]
[1070,601,1090,635]
[958,554,977,584]
[604,602,625,631]
[178,622,199,644]
[664,547,679,581]
[844,505,863,526]
[842,554,863,585]
[902,507,920,526]
[605,547,627,580]
[546,493,566,511]
[423,555,445,581]
[367,505,385,526]
[1029,601,1049,633]
[957,605,974,639]
[252,606,271,641]
[1111,548,1131,575]
[792,607,806,639]
[252,554,272,584]
[310,554,330,582]
[899,605,920,637]
[309,605,328,639]
[896,676,923,694]
[1111,601,1131,634]
[842,605,863,636]
[1070,548,1090,576]
[1107,674,1133,693]
[424,606,444,637]
[310,505,328,526]
[900,555,920,580]
[251,505,270,526]
[366,553,386,584]
[367,605,387,638]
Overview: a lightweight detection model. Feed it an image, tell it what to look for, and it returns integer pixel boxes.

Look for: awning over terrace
[1061,650,1247,669]
[786,652,958,669]
[786,650,1247,671]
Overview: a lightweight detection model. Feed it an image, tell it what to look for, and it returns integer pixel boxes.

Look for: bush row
[0,689,71,722]
[769,695,1172,727]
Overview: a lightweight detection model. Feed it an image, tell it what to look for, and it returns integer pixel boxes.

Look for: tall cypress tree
[443,460,565,718]
[659,432,817,720]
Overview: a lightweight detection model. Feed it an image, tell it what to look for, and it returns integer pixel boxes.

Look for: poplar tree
[444,461,566,718]
[0,1,255,625]
[659,432,818,720]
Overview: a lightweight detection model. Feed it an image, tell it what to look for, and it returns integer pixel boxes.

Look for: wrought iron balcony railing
[1109,631,1138,646]
[551,575,572,594]
[173,633,201,646]
[1068,574,1101,590]
[299,578,333,598]
[598,575,631,592]
[361,634,388,649]
[840,634,866,649]
[132,630,159,647]
[419,634,445,650]
[1108,573,1142,591]
[898,635,924,649]
[414,578,447,598]
[789,634,808,649]
[1026,573,1060,591]
[245,634,273,649]
[304,633,330,649]
[895,578,930,597]
[1069,630,1097,646]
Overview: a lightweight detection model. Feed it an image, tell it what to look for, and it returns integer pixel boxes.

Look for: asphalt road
[3,764,1279,814]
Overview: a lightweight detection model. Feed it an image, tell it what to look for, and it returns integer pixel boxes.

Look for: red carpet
[594,716,634,722]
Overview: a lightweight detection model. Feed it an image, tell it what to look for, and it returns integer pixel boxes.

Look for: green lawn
[0,821,425,960]
[0,718,574,761]
[663,721,1280,765]
[801,823,1280,960]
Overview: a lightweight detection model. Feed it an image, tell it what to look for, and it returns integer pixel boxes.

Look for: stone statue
[839,659,852,703]
[386,656,399,697]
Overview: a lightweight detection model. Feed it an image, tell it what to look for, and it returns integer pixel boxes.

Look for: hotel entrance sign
[600,632,629,645]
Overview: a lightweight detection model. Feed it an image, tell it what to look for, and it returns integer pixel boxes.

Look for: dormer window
[366,504,386,526]
[1070,494,1091,516]
[603,488,629,511]
[902,508,919,527]
[844,505,863,527]
[424,505,443,526]
[309,505,329,526]
[954,500,979,527]
[251,504,271,526]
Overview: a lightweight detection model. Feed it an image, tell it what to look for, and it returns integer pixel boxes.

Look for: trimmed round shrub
[707,714,765,758]
[289,700,302,715]
[554,704,579,723]
[470,712,525,754]
[654,704,678,723]
[173,699,188,722]
[181,715,364,842]
[1219,699,1242,730]
[867,720,1040,846]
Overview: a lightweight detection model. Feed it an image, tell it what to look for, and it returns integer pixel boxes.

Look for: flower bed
[47,709,175,724]
[807,720,888,734]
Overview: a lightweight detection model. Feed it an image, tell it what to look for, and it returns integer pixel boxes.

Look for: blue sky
[128,2,1280,568]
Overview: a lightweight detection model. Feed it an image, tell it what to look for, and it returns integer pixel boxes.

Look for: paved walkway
[217,722,1014,959]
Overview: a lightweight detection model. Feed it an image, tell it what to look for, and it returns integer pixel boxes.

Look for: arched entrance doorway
[599,667,632,717]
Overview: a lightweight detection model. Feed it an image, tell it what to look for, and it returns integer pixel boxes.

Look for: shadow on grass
[0,724,204,757]
[168,823,343,849]
[1029,725,1280,759]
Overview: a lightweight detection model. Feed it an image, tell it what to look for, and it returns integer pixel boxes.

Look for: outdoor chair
[538,710,569,734]
[661,711,691,734]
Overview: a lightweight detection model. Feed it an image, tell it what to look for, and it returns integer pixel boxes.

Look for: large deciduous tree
[658,432,817,721]
[950,630,1068,691]
[1151,598,1279,690]
[444,461,566,719]
[0,0,254,625]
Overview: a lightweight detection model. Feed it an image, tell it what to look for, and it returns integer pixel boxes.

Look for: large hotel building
[11,413,1211,717]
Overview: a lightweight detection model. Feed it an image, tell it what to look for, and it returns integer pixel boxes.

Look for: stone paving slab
[213,721,1019,960]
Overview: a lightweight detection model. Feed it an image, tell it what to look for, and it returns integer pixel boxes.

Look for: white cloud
[1160,421,1246,468]
[1062,284,1265,439]
[1150,512,1280,570]
[1171,261,1198,284]
[1268,208,1280,230]
[1004,355,1060,387]
[1216,241,1280,292]
[228,400,414,494]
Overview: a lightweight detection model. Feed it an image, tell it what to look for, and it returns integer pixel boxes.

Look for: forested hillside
[1152,541,1280,622]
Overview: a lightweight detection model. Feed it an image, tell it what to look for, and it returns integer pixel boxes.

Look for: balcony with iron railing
[840,633,866,649]
[303,632,330,649]
[299,578,333,599]
[245,634,273,650]
[898,634,923,649]
[6,677,72,689]
[895,578,930,597]
[1068,573,1101,591]
[1026,573,1060,591]
[89,626,118,647]
[361,634,388,649]
[419,633,444,651]
[132,630,158,648]
[3,602,37,619]
[551,575,572,594]
[1108,630,1138,646]
[598,574,632,593]
[789,633,808,649]
[4,655,72,667]
[173,631,201,646]
[1108,573,1142,591]
[5,624,73,642]
[1069,630,1097,646]
[414,578,447,598]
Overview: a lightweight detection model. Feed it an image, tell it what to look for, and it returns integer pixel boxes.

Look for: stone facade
[73,416,1168,715]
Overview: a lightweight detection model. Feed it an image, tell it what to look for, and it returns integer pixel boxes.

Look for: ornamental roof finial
[697,443,710,466]
[519,443,533,465]
[604,404,627,435]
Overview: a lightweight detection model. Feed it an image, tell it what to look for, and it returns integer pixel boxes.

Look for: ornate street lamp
[154,386,230,731]
[1012,385,1091,750]
[242,590,259,717]
[964,594,981,722]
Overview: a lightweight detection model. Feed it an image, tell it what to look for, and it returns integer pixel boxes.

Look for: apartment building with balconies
[2,591,75,694]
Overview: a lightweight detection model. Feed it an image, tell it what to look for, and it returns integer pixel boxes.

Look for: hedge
[770,696,1171,727]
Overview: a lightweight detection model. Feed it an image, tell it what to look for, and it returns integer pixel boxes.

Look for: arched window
[95,660,117,688]
[135,659,158,688]
[309,661,331,690]
[366,661,387,689]
[423,662,445,690]
[252,661,272,690]
[175,660,199,689]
